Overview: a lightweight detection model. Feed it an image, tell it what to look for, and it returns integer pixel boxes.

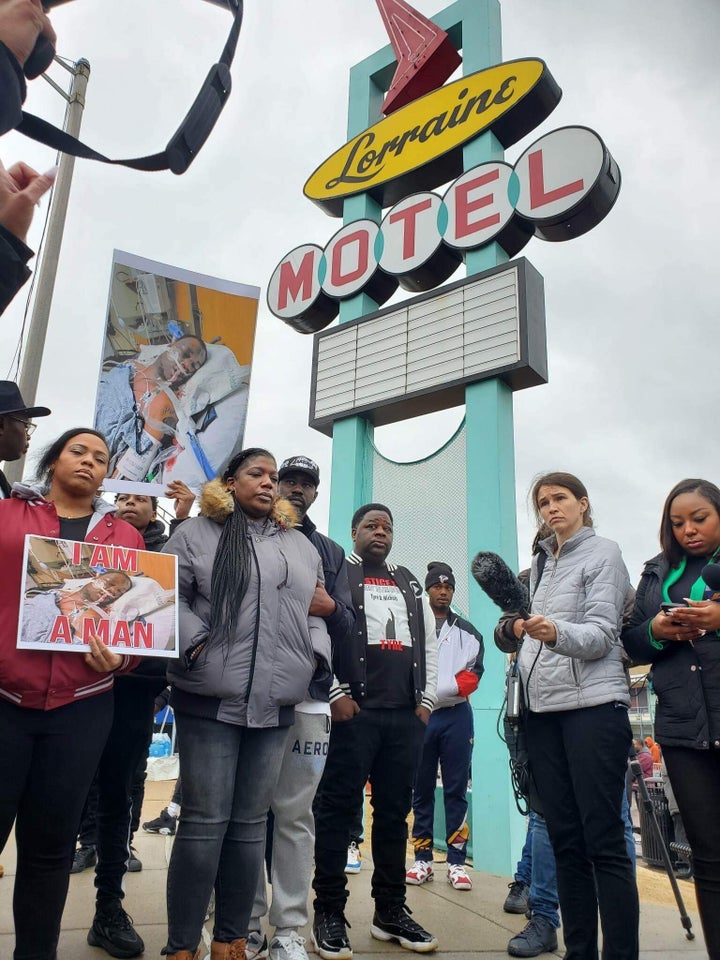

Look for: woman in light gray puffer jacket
[161,448,331,960]
[500,472,638,960]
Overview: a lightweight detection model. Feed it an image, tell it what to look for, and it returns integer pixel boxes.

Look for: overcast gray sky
[2,0,718,582]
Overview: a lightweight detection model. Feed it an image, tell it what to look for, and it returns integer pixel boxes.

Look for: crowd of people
[2,6,720,960]
[3,384,720,960]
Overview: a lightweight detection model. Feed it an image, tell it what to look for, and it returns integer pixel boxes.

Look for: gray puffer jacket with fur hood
[518,526,631,713]
[165,480,331,728]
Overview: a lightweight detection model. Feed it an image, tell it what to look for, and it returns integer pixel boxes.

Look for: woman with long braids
[162,448,331,960]
[0,428,143,960]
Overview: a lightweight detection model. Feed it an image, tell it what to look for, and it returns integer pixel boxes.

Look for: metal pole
[4,58,90,485]
[630,752,694,940]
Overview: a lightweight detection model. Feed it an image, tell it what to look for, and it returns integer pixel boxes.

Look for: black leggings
[0,693,113,960]
[663,745,720,958]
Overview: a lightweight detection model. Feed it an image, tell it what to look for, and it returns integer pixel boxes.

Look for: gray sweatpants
[250,711,331,934]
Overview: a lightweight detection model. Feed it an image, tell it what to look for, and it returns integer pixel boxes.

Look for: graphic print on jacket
[362,564,414,708]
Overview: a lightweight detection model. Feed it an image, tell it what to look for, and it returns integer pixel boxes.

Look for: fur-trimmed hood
[199,478,299,529]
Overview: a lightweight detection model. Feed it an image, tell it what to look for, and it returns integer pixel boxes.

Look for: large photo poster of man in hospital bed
[94,250,260,496]
[17,536,179,657]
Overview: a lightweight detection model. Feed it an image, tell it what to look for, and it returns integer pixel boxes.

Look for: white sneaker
[269,933,309,960]
[246,931,269,960]
[447,864,472,890]
[405,860,434,885]
[344,842,362,874]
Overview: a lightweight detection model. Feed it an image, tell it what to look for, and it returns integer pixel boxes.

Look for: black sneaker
[87,900,145,958]
[507,916,558,958]
[312,909,352,959]
[371,904,438,953]
[71,845,97,874]
[503,880,530,914]
[127,847,142,873]
[141,807,177,835]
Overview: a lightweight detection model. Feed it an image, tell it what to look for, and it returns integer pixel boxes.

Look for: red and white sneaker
[447,864,472,890]
[406,860,434,885]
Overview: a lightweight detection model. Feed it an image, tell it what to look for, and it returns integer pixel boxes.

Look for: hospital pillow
[62,576,174,620]
[134,342,250,416]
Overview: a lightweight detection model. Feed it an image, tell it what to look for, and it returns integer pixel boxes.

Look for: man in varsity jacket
[312,503,439,959]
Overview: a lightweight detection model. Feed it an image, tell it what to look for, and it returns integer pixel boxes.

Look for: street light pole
[5,57,90,485]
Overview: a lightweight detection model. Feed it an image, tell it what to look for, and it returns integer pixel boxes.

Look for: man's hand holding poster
[17,536,179,658]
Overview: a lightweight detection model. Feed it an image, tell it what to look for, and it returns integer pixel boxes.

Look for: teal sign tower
[267,0,621,873]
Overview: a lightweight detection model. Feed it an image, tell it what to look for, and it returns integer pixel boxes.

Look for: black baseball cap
[278,456,320,486]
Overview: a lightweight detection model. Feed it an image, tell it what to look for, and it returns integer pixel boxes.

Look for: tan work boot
[210,939,247,960]
[164,951,200,960]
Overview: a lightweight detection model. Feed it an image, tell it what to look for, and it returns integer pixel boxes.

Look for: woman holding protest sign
[496,471,638,960]
[162,448,331,960]
[0,427,143,960]
[623,478,720,957]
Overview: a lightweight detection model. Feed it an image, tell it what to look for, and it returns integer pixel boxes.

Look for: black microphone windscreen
[701,562,720,593]
[471,551,530,615]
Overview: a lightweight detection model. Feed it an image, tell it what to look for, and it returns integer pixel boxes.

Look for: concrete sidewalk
[0,780,706,959]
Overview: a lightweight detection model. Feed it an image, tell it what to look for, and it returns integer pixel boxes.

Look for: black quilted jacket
[622,553,720,750]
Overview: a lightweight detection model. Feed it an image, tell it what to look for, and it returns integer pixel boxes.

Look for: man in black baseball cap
[278,454,321,488]
[0,380,51,496]
[246,454,355,960]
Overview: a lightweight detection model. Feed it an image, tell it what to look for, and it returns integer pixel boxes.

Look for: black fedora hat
[0,381,51,418]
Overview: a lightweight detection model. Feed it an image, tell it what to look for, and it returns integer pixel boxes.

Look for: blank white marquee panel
[310,258,546,435]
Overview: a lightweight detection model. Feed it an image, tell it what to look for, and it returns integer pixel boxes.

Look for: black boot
[87,900,145,958]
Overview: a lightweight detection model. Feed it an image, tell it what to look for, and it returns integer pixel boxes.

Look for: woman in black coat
[623,478,720,957]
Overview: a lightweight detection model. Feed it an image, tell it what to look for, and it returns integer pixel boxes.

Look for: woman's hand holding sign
[84,633,123,673]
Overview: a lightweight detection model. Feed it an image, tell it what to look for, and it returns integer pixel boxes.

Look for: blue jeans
[165,713,290,952]
[529,813,560,928]
[622,789,636,872]
[514,818,533,886]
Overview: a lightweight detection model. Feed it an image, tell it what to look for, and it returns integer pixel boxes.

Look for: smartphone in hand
[660,601,689,616]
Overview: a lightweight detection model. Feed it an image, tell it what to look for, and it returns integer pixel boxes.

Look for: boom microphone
[471,552,531,619]
[701,562,720,596]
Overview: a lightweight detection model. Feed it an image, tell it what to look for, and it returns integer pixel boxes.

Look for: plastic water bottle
[150,733,172,757]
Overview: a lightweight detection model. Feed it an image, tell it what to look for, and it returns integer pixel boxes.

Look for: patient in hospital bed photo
[93,256,259,494]
[18,537,179,657]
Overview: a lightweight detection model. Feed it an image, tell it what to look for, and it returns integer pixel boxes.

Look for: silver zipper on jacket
[531,556,560,704]
[539,553,580,688]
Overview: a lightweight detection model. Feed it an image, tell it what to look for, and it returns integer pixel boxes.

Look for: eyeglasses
[8,416,37,437]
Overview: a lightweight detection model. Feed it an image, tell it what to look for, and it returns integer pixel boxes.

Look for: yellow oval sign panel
[305,59,561,217]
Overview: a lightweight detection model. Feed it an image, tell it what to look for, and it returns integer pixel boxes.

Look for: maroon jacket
[636,746,654,779]
[0,489,144,710]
